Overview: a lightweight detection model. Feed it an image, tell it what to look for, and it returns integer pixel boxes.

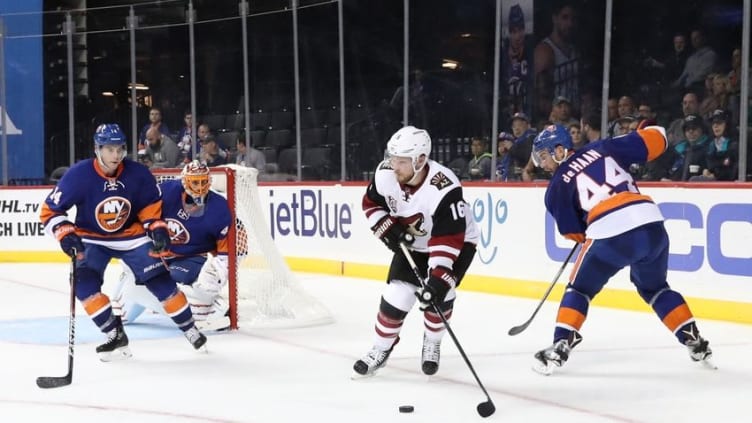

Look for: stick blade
[36,375,72,389]
[477,400,496,418]
[507,323,529,336]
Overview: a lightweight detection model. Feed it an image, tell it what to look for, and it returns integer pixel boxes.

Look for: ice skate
[421,334,441,376]
[185,326,208,352]
[533,330,582,375]
[352,337,399,378]
[681,322,717,369]
[96,323,132,362]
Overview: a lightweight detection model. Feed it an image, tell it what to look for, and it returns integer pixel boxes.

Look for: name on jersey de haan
[561,150,602,183]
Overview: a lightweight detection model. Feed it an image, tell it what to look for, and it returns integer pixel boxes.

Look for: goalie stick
[399,242,496,418]
[507,242,579,336]
[37,253,78,389]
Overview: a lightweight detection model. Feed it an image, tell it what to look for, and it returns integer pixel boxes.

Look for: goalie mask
[181,160,211,211]
[385,126,431,175]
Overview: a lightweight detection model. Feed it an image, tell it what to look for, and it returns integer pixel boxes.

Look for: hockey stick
[507,242,579,336]
[398,242,495,418]
[36,253,78,389]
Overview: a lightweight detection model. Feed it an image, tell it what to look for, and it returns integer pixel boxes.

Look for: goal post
[151,164,333,329]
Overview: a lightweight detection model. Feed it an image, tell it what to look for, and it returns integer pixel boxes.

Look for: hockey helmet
[532,124,573,166]
[385,126,431,170]
[93,123,127,146]
[181,160,211,205]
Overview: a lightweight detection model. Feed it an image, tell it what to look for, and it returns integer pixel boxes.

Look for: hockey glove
[146,220,171,257]
[371,215,413,253]
[53,222,84,258]
[415,266,456,310]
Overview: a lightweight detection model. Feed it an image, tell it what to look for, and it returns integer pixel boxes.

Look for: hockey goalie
[110,160,242,331]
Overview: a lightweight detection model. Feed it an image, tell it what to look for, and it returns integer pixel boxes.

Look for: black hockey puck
[399,405,414,413]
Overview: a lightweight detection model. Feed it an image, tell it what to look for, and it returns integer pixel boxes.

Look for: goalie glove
[371,215,414,253]
[146,220,171,258]
[415,266,456,310]
[52,222,84,258]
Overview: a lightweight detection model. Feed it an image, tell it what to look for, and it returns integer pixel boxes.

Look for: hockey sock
[648,288,695,342]
[373,297,407,350]
[554,284,590,341]
[82,292,119,333]
[423,299,453,342]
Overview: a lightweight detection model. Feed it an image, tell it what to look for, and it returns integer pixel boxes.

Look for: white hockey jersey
[362,159,480,271]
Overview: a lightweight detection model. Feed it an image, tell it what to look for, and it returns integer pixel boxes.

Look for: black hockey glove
[53,222,84,258]
[416,266,456,310]
[371,215,413,253]
[146,220,171,258]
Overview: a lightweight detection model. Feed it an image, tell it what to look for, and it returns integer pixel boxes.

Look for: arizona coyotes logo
[387,195,398,213]
[166,218,190,245]
[95,197,131,232]
[398,213,427,238]
[430,171,453,190]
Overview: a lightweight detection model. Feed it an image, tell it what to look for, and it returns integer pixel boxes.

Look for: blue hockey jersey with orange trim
[159,179,232,258]
[545,128,667,242]
[40,158,162,250]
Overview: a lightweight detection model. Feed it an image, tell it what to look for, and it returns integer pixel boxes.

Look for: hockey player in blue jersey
[40,124,207,360]
[529,123,714,375]
[111,160,234,331]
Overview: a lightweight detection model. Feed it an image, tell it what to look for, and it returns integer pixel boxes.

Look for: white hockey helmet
[385,126,431,171]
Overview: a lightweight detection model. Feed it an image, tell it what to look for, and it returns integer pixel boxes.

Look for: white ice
[1,262,751,423]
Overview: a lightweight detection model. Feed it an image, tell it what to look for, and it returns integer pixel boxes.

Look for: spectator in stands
[199,134,227,167]
[197,123,211,143]
[176,111,194,164]
[464,137,492,180]
[697,109,738,181]
[727,47,742,94]
[497,112,536,181]
[534,1,580,123]
[673,29,717,93]
[235,133,266,172]
[567,122,586,150]
[665,114,711,181]
[637,101,656,121]
[617,96,635,120]
[605,97,619,137]
[644,33,690,85]
[580,112,601,143]
[501,3,535,118]
[613,115,637,137]
[549,96,577,126]
[138,107,171,145]
[667,92,699,145]
[143,127,181,169]
[699,74,730,119]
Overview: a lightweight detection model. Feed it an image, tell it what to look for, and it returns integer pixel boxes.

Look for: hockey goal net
[151,164,333,329]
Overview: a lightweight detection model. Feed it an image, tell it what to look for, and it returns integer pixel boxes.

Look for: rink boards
[1,181,750,324]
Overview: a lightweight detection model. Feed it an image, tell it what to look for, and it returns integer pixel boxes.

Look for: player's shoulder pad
[377,159,393,171]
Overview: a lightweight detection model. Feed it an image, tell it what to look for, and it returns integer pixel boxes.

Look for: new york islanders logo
[166,218,190,245]
[95,197,131,232]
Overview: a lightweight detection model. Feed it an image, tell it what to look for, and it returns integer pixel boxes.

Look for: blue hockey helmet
[93,123,127,146]
[532,124,573,166]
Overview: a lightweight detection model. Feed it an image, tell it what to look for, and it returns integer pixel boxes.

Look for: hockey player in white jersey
[353,126,480,377]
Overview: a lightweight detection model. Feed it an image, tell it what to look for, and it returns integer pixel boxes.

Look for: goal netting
[152,164,333,329]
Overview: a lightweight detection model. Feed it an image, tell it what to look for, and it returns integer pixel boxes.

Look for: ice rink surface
[1,262,750,423]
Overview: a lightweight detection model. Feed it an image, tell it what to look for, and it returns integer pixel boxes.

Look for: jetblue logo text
[545,202,752,276]
[269,189,352,239]
[472,193,508,264]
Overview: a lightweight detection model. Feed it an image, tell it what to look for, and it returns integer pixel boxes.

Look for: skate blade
[532,360,556,376]
[700,358,718,370]
[350,369,378,380]
[99,346,133,362]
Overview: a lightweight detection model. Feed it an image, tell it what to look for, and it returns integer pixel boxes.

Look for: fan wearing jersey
[353,126,480,377]
[39,124,207,361]
[529,124,714,375]
[111,161,234,331]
